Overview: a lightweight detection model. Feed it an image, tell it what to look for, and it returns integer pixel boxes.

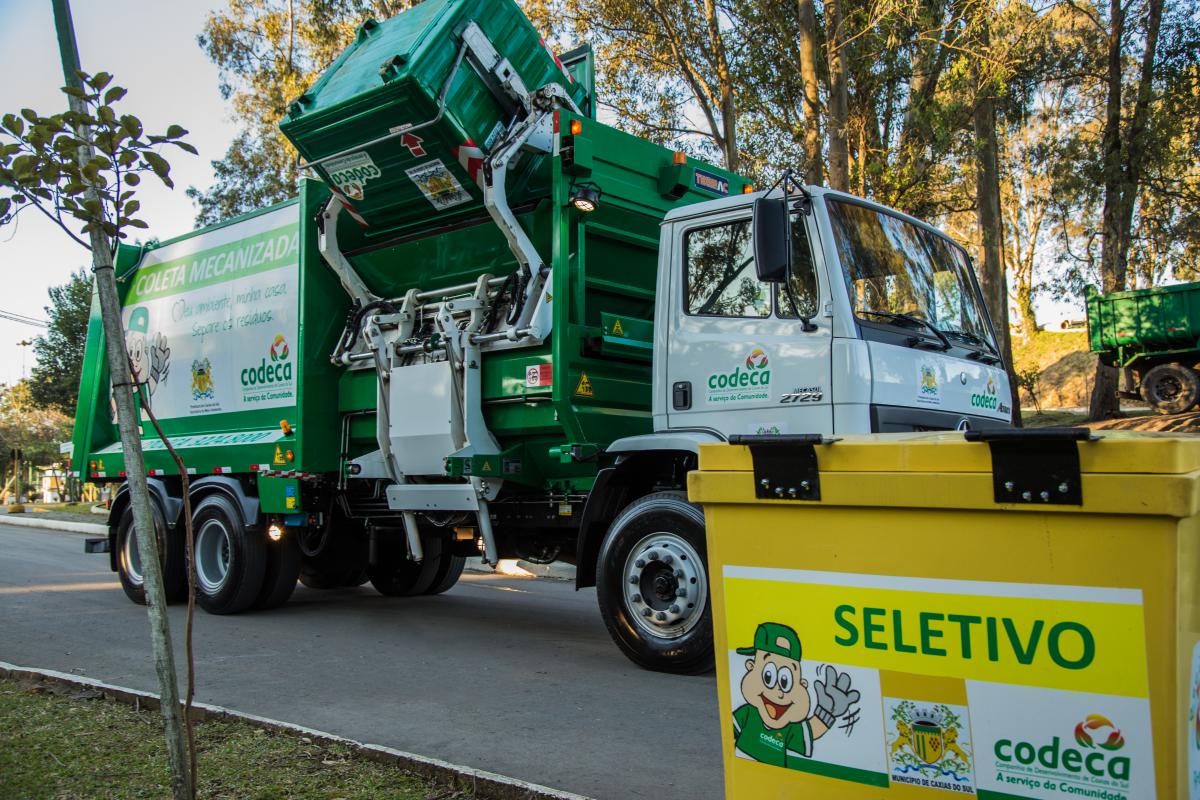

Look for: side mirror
[752,197,789,283]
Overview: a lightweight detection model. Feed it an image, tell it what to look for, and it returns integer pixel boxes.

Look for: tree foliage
[29,267,93,414]
[0,381,73,477]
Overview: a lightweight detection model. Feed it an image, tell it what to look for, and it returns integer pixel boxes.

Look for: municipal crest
[191,358,215,400]
[885,699,975,792]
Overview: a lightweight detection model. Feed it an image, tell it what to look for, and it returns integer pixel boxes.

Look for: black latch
[672,381,691,410]
[728,434,835,501]
[964,427,1094,506]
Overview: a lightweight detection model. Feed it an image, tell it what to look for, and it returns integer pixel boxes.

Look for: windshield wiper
[857,309,951,351]
[942,329,1002,364]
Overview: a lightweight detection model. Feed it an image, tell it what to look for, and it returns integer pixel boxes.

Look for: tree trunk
[703,0,739,172]
[973,53,1021,426]
[797,0,822,185]
[825,0,849,191]
[50,1,192,797]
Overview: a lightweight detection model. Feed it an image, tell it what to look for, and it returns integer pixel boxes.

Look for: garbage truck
[1087,280,1200,414]
[71,0,1012,673]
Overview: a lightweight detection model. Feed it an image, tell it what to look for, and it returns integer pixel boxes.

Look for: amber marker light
[742,183,755,194]
[672,151,687,165]
[280,419,294,436]
[285,450,295,462]
[569,119,583,135]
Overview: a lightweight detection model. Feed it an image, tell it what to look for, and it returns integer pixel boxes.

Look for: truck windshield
[826,198,995,346]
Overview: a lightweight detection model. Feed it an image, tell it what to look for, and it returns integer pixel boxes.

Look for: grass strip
[0,677,470,799]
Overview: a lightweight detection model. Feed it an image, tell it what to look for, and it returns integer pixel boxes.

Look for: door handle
[672,381,692,410]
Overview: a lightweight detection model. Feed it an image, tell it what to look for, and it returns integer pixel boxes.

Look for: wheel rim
[1155,375,1183,403]
[622,531,707,640]
[195,519,232,593]
[122,528,144,585]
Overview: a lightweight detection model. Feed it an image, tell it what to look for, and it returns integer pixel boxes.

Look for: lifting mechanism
[310,21,579,565]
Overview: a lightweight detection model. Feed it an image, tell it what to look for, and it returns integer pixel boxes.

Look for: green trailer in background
[73,0,1011,673]
[1087,281,1200,414]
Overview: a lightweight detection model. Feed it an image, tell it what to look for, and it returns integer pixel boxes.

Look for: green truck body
[1086,281,1200,413]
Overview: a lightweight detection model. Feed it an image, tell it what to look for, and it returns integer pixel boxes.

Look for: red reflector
[249,464,259,471]
[553,110,559,133]
[213,467,222,474]
[119,471,127,478]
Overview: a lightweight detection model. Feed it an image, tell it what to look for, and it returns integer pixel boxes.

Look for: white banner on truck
[119,203,300,421]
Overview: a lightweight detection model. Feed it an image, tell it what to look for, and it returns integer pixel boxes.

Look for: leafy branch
[0,70,196,254]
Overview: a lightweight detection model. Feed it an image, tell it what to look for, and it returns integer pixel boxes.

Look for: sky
[0,0,236,387]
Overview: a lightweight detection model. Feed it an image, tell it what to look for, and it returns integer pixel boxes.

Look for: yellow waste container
[688,429,1200,800]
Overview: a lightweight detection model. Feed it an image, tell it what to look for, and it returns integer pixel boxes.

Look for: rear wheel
[115,501,187,605]
[298,509,366,589]
[1141,363,1200,414]
[255,532,301,610]
[596,491,713,674]
[193,495,266,614]
[369,530,461,596]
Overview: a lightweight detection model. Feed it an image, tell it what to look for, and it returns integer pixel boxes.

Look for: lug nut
[635,559,645,568]
[642,608,652,617]
[669,605,681,614]
[676,588,687,597]
[674,569,685,579]
[629,575,639,584]
[647,551,659,561]
[662,554,674,565]
[631,594,641,603]
[655,612,666,621]
[1021,491,1032,501]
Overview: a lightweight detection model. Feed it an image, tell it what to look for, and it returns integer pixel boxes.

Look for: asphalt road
[0,524,723,799]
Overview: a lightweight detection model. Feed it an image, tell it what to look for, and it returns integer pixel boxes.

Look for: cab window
[683,216,818,319]
[776,217,819,318]
[684,219,769,318]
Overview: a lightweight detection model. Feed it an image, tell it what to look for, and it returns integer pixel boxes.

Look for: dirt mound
[1088,411,1200,433]
[1012,331,1097,409]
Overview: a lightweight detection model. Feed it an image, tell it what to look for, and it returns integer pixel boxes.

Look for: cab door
[664,209,833,436]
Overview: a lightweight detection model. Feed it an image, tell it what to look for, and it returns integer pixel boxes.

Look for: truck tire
[298,512,366,589]
[423,548,466,595]
[192,495,267,614]
[1141,363,1200,414]
[369,532,451,596]
[596,491,713,674]
[115,502,187,605]
[255,533,301,610]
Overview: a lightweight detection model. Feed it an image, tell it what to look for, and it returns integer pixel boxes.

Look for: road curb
[0,515,106,535]
[0,661,592,800]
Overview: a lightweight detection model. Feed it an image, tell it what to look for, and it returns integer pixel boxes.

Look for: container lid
[698,430,1200,476]
[691,430,1200,517]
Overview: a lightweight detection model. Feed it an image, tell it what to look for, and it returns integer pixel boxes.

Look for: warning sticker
[273,445,286,466]
[575,372,594,397]
[325,151,380,201]
[611,319,625,337]
[406,159,471,210]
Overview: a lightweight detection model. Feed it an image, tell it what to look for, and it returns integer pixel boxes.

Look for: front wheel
[1141,362,1199,414]
[596,491,713,674]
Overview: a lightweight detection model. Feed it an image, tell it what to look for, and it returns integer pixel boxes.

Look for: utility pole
[49,2,192,797]
[17,339,32,379]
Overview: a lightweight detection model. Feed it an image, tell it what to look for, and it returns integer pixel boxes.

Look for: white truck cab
[589,186,1012,673]
[651,185,1012,440]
